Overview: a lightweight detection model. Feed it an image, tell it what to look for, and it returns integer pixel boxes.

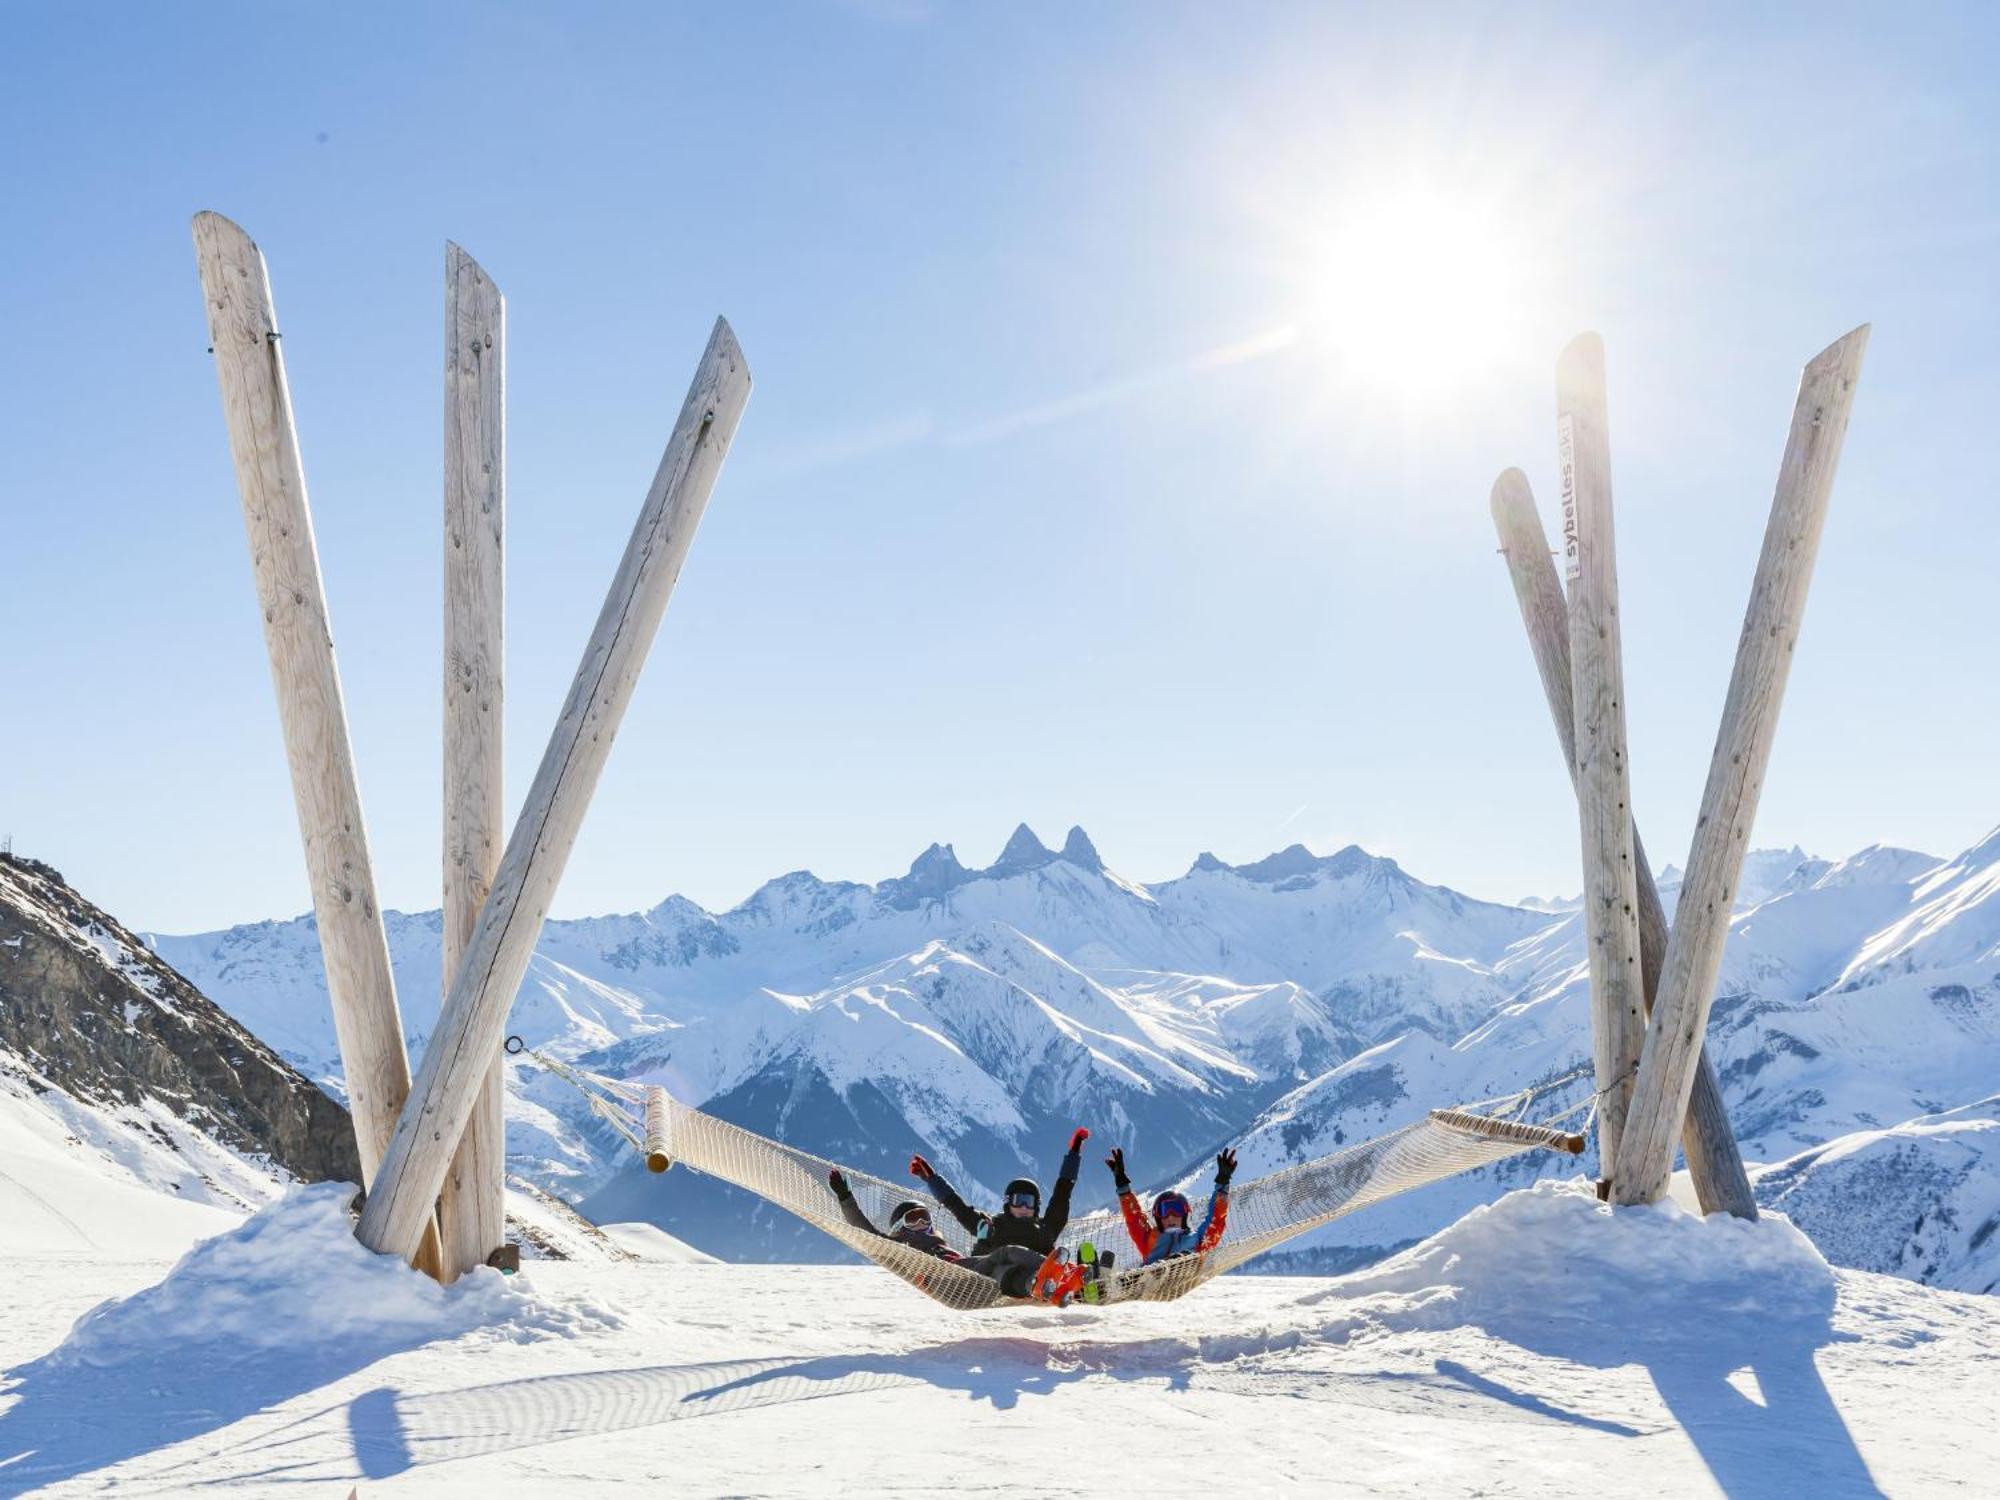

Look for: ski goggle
[1005,1189,1039,1209]
[891,1209,930,1230]
[1154,1194,1191,1221]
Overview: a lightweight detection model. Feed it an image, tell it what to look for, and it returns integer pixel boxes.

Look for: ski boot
[1077,1240,1115,1304]
[1030,1246,1087,1307]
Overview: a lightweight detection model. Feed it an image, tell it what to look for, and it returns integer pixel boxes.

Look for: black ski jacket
[831,1185,962,1262]
[925,1144,1082,1255]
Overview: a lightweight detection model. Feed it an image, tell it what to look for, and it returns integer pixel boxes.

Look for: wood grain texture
[1555,334,1646,1183]
[1616,327,1868,1206]
[192,211,441,1274]
[358,317,752,1261]
[1491,469,1756,1219]
[436,242,508,1279]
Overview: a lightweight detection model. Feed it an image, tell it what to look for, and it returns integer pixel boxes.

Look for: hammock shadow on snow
[256,1326,1639,1483]
[339,1337,1093,1479]
[0,1329,437,1497]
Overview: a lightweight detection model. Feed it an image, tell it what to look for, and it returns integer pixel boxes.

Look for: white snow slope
[2,1178,1993,1497]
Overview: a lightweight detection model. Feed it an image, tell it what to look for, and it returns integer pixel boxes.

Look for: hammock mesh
[554,1054,1583,1311]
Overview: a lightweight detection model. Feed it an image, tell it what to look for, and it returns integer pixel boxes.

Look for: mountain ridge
[141,822,2000,1291]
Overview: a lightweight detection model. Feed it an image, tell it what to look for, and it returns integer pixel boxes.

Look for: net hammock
[523,1042,1587,1311]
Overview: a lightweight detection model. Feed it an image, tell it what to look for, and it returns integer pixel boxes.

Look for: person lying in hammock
[911,1127,1088,1256]
[827,1164,1087,1303]
[827,1169,965,1261]
[1104,1146,1237,1264]
[909,1127,1098,1302]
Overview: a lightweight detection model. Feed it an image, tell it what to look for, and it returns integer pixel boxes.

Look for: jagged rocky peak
[903,841,970,894]
[1233,843,1323,882]
[1182,842,1405,888]
[909,841,966,881]
[987,823,1056,876]
[1060,825,1104,872]
[876,841,972,911]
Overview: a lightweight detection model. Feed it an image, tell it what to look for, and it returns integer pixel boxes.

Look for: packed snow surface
[4,1180,1994,1496]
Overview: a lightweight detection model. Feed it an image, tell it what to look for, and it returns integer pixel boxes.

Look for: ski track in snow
[2,1182,1995,1497]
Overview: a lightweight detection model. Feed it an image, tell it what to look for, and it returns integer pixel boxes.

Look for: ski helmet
[887,1201,931,1235]
[1152,1190,1192,1228]
[1003,1177,1042,1212]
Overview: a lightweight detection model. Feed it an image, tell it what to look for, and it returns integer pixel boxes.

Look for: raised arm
[911,1153,986,1238]
[1043,1127,1088,1239]
[1106,1146,1155,1256]
[827,1168,882,1237]
[1197,1148,1237,1253]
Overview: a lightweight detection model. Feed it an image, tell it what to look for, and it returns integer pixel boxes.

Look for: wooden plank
[191,211,442,1275]
[1615,326,1869,1206]
[436,242,508,1279]
[1491,469,1757,1219]
[357,317,752,1262]
[1555,333,1647,1183]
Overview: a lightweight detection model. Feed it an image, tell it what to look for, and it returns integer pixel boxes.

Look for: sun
[1298,179,1535,399]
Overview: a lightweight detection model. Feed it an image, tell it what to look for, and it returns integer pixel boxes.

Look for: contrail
[944,324,1301,446]
[757,323,1300,478]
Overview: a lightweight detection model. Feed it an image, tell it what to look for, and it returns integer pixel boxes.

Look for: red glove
[1068,1127,1090,1153]
[909,1153,934,1181]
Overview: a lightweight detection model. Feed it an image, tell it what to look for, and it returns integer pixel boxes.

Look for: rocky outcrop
[0,852,359,1185]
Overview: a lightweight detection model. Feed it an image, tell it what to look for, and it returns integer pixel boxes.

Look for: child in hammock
[1103,1146,1237,1264]
[911,1126,1101,1303]
[826,1168,1071,1301]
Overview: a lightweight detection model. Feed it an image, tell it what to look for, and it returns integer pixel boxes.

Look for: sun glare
[1303,182,1533,399]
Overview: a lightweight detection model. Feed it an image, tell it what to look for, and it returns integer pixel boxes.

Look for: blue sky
[3,3,1995,932]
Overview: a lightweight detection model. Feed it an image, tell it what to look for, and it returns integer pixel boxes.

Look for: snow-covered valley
[145,822,2000,1290]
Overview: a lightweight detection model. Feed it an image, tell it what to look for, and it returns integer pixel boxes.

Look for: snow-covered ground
[4,1180,1994,1497]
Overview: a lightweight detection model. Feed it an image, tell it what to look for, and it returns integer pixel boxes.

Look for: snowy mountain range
[146,822,2000,1292]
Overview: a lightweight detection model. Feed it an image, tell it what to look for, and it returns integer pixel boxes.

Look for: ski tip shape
[445,241,502,305]
[191,210,254,254]
[1555,330,1606,381]
[1490,467,1534,521]
[1806,324,1870,381]
[707,315,751,389]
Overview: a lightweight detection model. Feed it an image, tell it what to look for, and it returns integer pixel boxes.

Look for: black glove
[1214,1147,1237,1190]
[1105,1147,1132,1193]
[828,1167,851,1199]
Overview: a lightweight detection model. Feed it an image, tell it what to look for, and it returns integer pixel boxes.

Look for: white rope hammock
[520,1042,1588,1311]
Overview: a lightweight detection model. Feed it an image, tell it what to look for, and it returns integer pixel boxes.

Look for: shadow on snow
[0,1290,1880,1496]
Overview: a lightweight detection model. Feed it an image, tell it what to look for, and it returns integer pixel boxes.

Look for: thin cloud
[754,412,938,479]
[942,324,1301,447]
[759,324,1301,480]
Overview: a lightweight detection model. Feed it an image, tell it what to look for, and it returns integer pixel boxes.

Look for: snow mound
[47,1183,622,1372]
[1304,1178,1835,1343]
